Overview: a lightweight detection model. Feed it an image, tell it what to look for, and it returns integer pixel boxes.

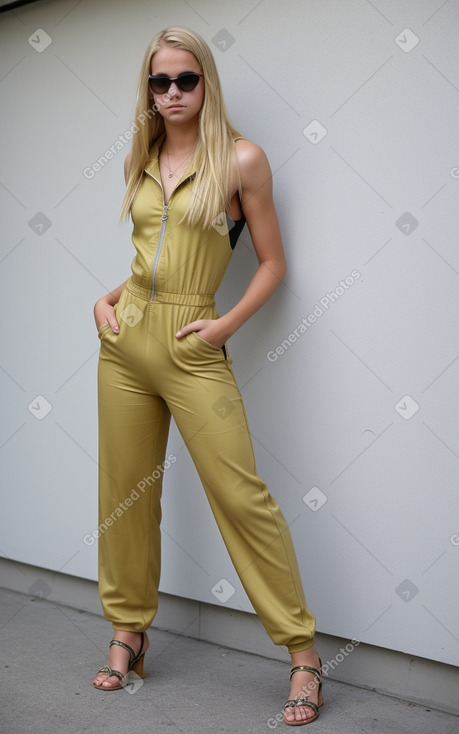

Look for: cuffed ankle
[287,638,316,654]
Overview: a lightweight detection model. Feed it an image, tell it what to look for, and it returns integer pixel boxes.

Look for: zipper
[144,165,193,301]
[149,204,168,300]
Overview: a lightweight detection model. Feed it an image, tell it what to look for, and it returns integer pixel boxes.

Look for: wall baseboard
[1,558,458,715]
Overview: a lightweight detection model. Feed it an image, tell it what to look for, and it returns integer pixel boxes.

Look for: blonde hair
[120,26,242,229]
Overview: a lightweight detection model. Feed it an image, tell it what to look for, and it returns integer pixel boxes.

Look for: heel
[131,652,146,678]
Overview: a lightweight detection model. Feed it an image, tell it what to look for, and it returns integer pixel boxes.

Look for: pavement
[1,586,458,734]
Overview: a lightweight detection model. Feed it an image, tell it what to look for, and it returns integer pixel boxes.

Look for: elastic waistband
[126,278,215,306]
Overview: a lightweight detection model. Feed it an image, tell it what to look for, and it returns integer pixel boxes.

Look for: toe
[93,670,120,689]
[101,674,122,689]
[297,705,315,723]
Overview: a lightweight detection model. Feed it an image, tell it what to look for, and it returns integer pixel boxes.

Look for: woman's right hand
[94,297,119,334]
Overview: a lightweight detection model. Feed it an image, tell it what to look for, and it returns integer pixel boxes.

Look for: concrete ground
[1,587,458,734]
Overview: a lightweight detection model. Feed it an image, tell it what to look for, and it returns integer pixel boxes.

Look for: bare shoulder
[235,138,270,172]
[235,138,272,194]
[124,151,133,183]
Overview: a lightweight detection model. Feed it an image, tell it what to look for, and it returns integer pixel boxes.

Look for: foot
[93,630,149,690]
[283,647,322,726]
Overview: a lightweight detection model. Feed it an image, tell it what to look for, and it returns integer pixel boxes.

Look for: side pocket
[184,331,228,362]
[97,288,126,340]
[192,331,226,354]
[98,323,112,340]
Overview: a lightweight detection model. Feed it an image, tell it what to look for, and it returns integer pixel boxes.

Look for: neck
[162,121,199,155]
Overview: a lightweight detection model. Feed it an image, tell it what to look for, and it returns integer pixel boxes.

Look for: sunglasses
[148,72,203,95]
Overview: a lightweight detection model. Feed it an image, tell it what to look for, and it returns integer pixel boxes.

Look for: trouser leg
[97,335,171,632]
[167,333,316,653]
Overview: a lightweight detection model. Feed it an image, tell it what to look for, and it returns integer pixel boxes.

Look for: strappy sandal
[94,632,146,691]
[283,662,323,726]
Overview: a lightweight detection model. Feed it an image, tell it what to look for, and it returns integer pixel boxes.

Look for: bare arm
[176,140,286,346]
[93,152,133,332]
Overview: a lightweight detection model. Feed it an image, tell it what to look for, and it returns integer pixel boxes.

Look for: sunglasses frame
[148,72,203,95]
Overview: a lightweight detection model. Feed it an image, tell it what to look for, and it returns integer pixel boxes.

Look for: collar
[144,133,196,183]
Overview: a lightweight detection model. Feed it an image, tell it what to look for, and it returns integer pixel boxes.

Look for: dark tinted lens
[149,76,170,94]
[176,73,200,91]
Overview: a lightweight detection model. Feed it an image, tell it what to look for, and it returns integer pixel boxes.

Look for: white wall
[1,0,458,668]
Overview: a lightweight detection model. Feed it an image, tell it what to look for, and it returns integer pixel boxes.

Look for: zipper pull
[162,205,168,221]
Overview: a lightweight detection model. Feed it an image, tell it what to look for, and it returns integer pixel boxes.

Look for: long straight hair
[120,27,242,229]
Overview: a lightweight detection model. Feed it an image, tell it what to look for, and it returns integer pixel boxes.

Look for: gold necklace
[161,148,194,179]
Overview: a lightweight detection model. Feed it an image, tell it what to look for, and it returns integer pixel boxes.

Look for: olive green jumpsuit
[97,134,316,653]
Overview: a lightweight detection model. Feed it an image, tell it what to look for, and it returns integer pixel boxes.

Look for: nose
[167,81,181,97]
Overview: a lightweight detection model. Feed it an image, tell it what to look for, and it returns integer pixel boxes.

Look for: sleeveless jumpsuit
[97,134,316,653]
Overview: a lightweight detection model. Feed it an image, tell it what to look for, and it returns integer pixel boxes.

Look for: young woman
[92,26,323,726]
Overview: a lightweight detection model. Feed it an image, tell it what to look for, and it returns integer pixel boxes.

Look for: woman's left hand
[175,319,230,348]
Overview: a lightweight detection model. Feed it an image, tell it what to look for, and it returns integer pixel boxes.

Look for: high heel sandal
[283,661,323,726]
[94,632,146,691]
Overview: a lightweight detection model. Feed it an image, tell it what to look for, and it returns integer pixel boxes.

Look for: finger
[109,318,120,333]
[175,321,201,339]
[97,317,119,333]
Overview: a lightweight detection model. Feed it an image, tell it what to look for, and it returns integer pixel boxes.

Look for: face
[150,47,204,126]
